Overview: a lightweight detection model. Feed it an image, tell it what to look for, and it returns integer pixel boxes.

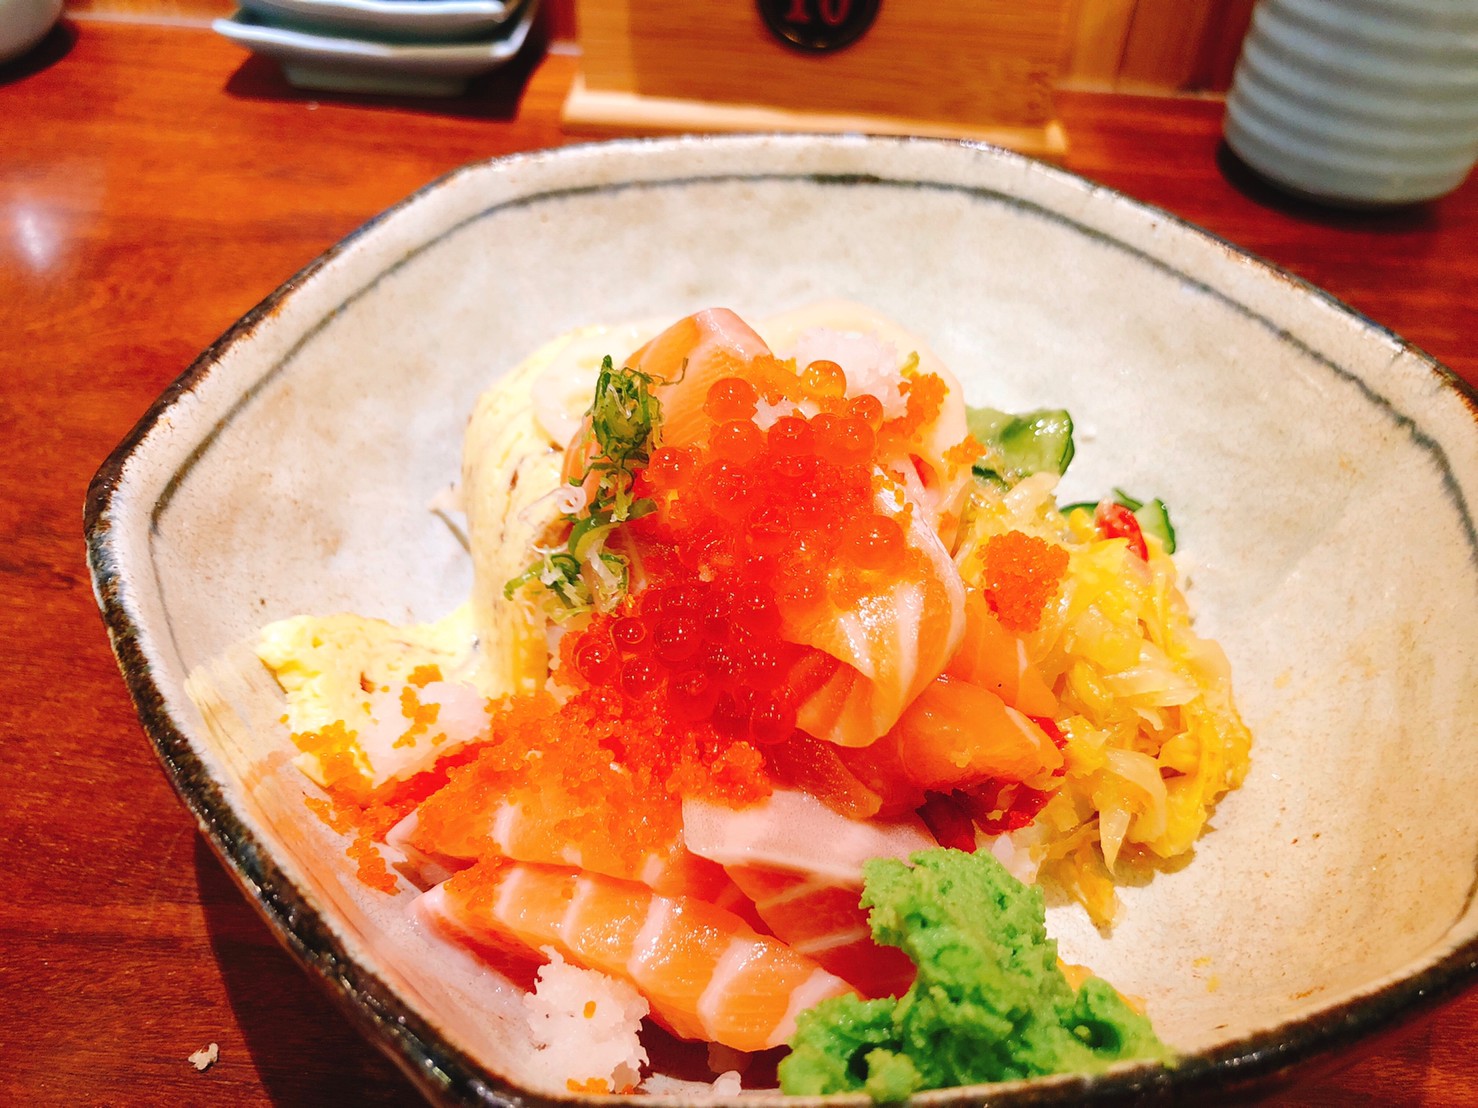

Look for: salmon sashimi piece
[384,809,470,889]
[404,791,745,903]
[682,788,935,884]
[682,789,929,998]
[419,860,853,1051]
[725,864,915,1000]
[945,590,1059,718]
[836,675,1062,814]
[624,308,772,449]
[835,716,930,817]
[765,733,884,820]
[787,482,966,748]
[560,308,772,493]
[888,673,1064,791]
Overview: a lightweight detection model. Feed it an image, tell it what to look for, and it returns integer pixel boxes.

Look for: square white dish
[214,0,537,97]
[236,0,520,45]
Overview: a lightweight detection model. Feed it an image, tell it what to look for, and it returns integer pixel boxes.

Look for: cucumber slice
[1128,495,1177,554]
[1059,490,1178,554]
[966,406,1075,487]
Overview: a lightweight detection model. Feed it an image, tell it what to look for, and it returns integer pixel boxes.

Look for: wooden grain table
[2,16,1474,1106]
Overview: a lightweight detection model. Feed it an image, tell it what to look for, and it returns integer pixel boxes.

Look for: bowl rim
[84,132,1478,1107]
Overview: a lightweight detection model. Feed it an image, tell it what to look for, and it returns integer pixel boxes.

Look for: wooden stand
[563,0,1074,157]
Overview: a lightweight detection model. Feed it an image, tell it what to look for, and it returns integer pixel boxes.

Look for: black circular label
[758,0,881,53]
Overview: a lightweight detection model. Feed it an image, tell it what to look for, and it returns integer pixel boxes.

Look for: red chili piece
[1095,500,1148,560]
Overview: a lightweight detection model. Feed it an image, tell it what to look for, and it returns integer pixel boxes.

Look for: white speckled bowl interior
[87,135,1478,1106]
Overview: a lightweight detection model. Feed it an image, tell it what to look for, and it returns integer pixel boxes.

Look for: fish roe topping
[745,354,820,409]
[703,376,759,422]
[395,684,441,749]
[557,357,929,758]
[979,530,1070,632]
[303,740,486,892]
[347,828,399,894]
[802,358,847,399]
[568,1079,612,1095]
[291,720,366,797]
[408,663,442,687]
[943,435,987,470]
[413,687,769,877]
[846,393,885,430]
[878,369,948,450]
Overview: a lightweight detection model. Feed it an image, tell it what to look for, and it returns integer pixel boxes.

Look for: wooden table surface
[2,15,1474,1107]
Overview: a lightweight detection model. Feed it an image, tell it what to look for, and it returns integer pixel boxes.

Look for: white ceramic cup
[0,0,63,64]
[1224,0,1478,205]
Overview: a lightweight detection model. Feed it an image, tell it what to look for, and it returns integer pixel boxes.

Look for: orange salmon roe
[414,687,770,876]
[802,358,847,399]
[943,435,987,469]
[879,371,947,449]
[291,720,366,796]
[704,376,759,422]
[348,828,399,894]
[302,735,488,893]
[980,530,1070,632]
[558,354,926,756]
[846,393,885,430]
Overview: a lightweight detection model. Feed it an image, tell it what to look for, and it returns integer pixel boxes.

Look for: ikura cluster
[559,358,944,749]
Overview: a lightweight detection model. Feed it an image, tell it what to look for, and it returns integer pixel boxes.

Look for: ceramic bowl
[85,135,1478,1106]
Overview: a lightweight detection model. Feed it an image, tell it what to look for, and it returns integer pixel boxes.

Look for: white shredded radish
[523,950,649,1095]
[788,326,906,418]
[710,1071,743,1096]
[517,483,587,529]
[985,829,1042,886]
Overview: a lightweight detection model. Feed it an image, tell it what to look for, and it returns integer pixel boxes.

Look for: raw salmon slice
[682,788,928,997]
[419,860,854,1052]
[624,309,772,449]
[401,790,751,909]
[945,590,1058,718]
[560,308,772,493]
[724,864,915,1000]
[787,482,966,748]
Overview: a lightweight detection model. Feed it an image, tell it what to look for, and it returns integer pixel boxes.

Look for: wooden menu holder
[563,0,1073,157]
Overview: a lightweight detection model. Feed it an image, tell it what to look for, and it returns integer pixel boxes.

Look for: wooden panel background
[579,0,1070,126]
[62,0,1255,95]
[1066,0,1258,94]
[63,0,579,40]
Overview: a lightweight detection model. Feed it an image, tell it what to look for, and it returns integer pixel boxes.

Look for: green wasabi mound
[778,849,1173,1100]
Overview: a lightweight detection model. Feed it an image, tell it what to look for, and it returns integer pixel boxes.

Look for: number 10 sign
[758,0,882,52]
[564,0,1073,155]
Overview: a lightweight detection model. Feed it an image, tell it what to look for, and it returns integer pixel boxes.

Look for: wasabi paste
[778,849,1173,1100]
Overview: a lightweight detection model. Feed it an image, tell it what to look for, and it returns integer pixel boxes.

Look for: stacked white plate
[215,0,540,97]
